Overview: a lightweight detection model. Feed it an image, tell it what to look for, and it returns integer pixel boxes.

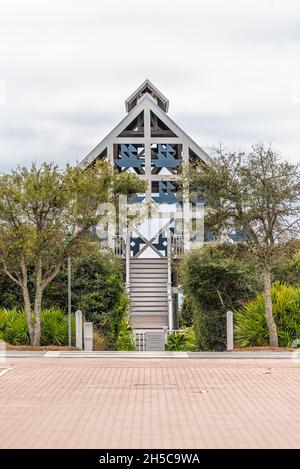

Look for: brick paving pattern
[0,358,300,448]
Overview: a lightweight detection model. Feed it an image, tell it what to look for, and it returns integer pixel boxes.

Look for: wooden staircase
[129,258,169,330]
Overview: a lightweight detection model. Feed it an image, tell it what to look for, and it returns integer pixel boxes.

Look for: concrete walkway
[1,357,300,448]
[2,350,299,359]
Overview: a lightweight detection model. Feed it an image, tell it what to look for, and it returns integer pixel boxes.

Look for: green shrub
[0,308,75,346]
[166,333,186,351]
[180,296,194,327]
[0,308,30,345]
[40,308,75,346]
[235,282,300,347]
[272,241,300,286]
[45,247,128,350]
[116,316,135,351]
[166,327,197,351]
[193,304,227,351]
[0,245,128,350]
[180,244,261,350]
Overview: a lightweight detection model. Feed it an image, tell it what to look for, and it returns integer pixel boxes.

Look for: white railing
[135,331,146,352]
[113,234,185,258]
[166,329,184,335]
[113,235,125,257]
[171,235,185,258]
[134,329,185,352]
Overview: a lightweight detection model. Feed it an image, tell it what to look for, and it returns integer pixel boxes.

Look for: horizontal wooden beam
[114,137,181,144]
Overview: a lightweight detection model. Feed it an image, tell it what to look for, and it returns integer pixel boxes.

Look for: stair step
[130,259,167,263]
[132,304,167,307]
[132,309,168,312]
[131,285,167,289]
[132,296,168,300]
[130,275,168,280]
[131,300,167,304]
[131,316,168,328]
[129,258,169,330]
[130,274,168,279]
[130,291,167,296]
[130,268,167,272]
[131,282,167,286]
[132,307,168,311]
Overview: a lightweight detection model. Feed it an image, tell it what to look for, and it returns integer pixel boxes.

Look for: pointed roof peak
[125,79,169,113]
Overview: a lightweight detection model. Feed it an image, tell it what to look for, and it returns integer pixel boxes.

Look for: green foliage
[166,327,197,351]
[116,316,135,351]
[193,303,227,351]
[44,246,129,349]
[166,333,186,351]
[0,308,74,346]
[186,144,300,346]
[68,248,128,349]
[0,308,30,345]
[40,308,75,346]
[0,161,145,345]
[0,266,24,309]
[235,283,300,347]
[180,243,261,351]
[0,246,129,350]
[180,296,194,327]
[181,244,261,312]
[272,243,300,286]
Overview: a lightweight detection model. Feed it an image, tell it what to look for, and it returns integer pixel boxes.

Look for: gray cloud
[0,0,299,172]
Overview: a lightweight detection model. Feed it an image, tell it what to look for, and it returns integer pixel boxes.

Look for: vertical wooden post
[125,230,131,294]
[167,229,173,331]
[144,106,152,204]
[226,310,234,351]
[75,310,83,350]
[182,143,190,252]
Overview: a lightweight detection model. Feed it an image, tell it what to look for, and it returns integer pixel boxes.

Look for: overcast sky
[0,0,299,172]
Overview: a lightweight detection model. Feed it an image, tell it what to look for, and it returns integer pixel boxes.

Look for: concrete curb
[3,350,299,359]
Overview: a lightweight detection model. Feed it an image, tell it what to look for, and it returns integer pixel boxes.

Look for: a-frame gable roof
[79,92,211,167]
[125,79,169,113]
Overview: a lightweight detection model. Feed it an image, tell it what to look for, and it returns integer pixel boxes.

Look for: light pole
[65,231,73,347]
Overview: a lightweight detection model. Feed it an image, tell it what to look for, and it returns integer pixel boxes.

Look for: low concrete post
[75,310,83,350]
[226,310,234,351]
[83,322,93,352]
[163,326,168,345]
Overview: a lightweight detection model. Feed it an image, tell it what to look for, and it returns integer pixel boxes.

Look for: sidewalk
[1,350,298,359]
[0,357,300,448]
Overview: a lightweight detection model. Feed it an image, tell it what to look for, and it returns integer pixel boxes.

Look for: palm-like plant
[0,307,75,346]
[0,308,30,345]
[40,308,74,346]
[235,282,300,347]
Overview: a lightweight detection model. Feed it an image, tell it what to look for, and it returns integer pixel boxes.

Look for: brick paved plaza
[0,357,300,448]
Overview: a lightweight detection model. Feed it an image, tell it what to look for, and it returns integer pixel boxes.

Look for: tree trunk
[32,258,43,346]
[263,265,278,347]
[32,286,43,346]
[21,257,33,344]
[22,285,34,344]
[20,255,35,344]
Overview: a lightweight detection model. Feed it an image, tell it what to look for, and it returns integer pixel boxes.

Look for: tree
[189,144,300,346]
[180,243,261,350]
[272,239,300,286]
[0,161,145,345]
[44,245,128,349]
